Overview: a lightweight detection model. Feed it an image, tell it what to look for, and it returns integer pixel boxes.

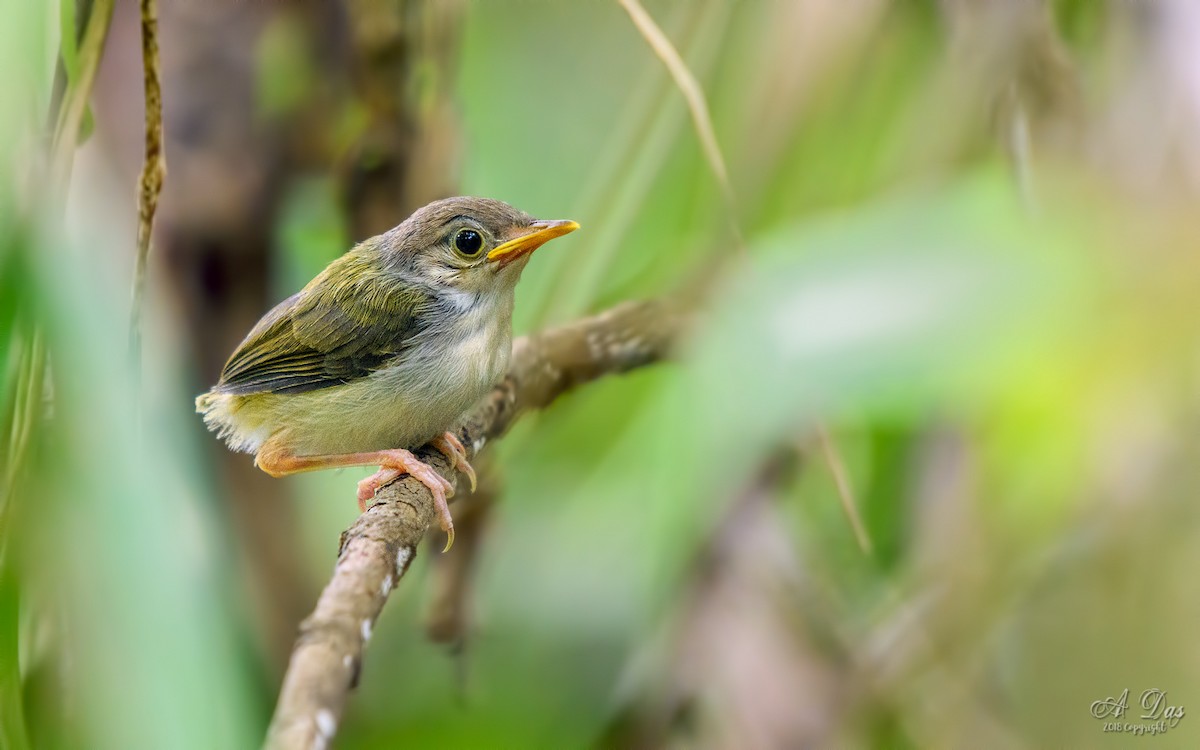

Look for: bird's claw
[357,449,457,551]
[433,431,477,493]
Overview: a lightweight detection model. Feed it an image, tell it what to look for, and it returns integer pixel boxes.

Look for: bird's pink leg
[256,441,457,550]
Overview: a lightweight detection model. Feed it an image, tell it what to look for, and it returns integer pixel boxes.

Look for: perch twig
[264,298,685,750]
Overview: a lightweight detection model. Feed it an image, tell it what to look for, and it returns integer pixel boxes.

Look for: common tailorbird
[197,197,579,550]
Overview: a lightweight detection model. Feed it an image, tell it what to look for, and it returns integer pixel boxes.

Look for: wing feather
[215,253,426,395]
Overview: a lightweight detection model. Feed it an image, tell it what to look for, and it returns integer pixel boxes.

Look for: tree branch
[264,298,686,750]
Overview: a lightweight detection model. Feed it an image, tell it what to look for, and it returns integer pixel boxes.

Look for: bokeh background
[3,0,1200,748]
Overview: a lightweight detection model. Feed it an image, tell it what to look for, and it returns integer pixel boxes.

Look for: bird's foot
[356,468,402,511]
[432,431,477,493]
[356,448,457,551]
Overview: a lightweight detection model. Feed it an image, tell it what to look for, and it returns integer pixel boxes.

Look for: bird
[196,196,579,550]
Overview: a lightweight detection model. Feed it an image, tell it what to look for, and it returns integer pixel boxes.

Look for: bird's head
[381,196,578,297]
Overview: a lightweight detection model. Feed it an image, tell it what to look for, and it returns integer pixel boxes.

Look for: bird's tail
[195,390,216,415]
[195,389,261,454]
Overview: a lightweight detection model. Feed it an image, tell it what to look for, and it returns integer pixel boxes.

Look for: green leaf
[76,105,94,145]
[59,0,79,84]
[682,175,1095,495]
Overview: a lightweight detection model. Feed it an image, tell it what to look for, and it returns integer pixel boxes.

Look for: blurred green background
[4,0,1200,748]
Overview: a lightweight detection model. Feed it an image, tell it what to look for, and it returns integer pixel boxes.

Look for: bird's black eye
[453,229,484,257]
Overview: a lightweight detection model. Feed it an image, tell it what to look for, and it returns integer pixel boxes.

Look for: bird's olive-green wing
[215,255,425,395]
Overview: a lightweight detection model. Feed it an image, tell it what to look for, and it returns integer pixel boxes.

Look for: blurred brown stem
[599,453,847,749]
[340,0,464,239]
[814,426,873,555]
[619,0,867,560]
[128,0,165,367]
[616,0,740,245]
[423,458,497,648]
[264,298,685,750]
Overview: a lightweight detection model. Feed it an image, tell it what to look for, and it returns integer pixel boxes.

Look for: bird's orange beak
[487,219,579,264]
